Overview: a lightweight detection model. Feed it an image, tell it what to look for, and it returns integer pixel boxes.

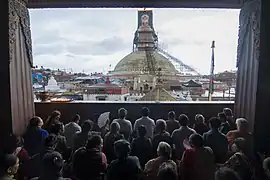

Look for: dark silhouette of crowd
[0,107,269,180]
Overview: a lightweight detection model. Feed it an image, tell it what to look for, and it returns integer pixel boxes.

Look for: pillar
[0,0,13,151]
[253,0,270,152]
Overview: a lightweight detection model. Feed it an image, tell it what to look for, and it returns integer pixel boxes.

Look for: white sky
[29,8,240,75]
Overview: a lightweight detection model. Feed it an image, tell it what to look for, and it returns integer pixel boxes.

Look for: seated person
[32,151,70,180]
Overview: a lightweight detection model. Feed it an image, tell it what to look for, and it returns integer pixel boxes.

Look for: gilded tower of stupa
[109,9,179,93]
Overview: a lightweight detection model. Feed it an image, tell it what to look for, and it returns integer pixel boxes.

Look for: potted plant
[37,91,50,102]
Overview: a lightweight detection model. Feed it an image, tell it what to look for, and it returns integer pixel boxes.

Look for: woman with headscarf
[106,139,141,180]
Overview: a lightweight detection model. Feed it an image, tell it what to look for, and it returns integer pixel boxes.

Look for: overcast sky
[29,8,240,75]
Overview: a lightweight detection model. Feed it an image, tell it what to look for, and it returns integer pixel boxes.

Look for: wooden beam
[28,0,242,9]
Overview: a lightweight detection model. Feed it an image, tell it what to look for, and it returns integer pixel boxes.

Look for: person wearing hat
[106,139,141,180]
[0,154,19,180]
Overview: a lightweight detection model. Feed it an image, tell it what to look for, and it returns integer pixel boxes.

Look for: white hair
[157,142,172,158]
[236,118,249,130]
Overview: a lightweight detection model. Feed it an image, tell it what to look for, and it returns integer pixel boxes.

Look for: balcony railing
[35,101,234,124]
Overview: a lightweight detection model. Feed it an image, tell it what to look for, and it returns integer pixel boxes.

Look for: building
[82,77,129,101]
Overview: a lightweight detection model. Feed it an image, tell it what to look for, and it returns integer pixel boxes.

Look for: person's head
[86,135,103,151]
[195,114,205,124]
[189,133,204,148]
[118,108,127,119]
[82,120,93,133]
[71,114,80,124]
[44,134,58,150]
[215,167,241,180]
[0,154,19,176]
[218,112,227,123]
[236,118,249,132]
[157,142,172,159]
[209,117,221,130]
[137,125,147,137]
[45,110,61,127]
[36,117,44,128]
[178,114,189,126]
[141,107,150,117]
[158,162,178,180]
[110,122,120,134]
[223,108,233,117]
[231,137,246,153]
[51,110,61,121]
[50,122,63,135]
[41,151,64,177]
[155,119,167,133]
[4,135,23,154]
[114,139,131,159]
[263,157,270,178]
[168,111,176,120]
[28,116,40,128]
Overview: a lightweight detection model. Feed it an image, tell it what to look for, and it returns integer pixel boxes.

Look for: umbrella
[97,112,110,128]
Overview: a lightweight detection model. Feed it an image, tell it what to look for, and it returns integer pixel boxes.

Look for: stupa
[45,76,61,92]
[109,9,179,93]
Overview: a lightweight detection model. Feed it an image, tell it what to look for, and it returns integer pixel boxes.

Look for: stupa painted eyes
[141,14,149,25]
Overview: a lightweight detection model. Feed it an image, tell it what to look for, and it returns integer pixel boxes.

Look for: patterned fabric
[180,147,215,180]
[144,157,177,180]
[224,152,254,180]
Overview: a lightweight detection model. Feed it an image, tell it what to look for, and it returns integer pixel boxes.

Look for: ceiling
[27,0,243,9]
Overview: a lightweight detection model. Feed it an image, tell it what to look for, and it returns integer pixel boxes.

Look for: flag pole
[208,41,215,101]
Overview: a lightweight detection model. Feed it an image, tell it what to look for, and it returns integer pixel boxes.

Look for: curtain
[235,0,261,132]
[9,0,34,135]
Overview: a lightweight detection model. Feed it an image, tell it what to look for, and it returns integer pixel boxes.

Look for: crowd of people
[0,107,270,180]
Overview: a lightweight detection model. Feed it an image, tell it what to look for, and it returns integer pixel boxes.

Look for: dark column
[0,0,13,152]
[253,0,270,152]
